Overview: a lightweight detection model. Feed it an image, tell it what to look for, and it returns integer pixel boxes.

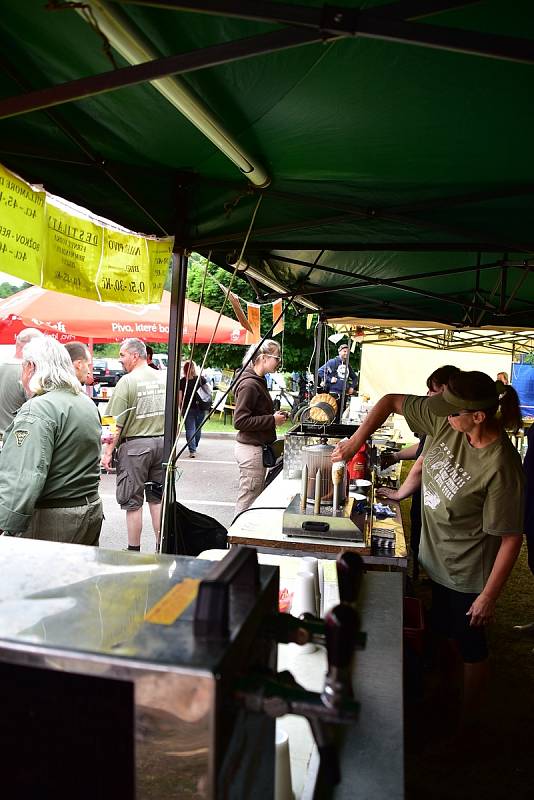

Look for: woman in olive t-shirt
[332,369,524,729]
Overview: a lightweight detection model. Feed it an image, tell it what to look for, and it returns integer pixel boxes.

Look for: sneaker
[188,452,196,458]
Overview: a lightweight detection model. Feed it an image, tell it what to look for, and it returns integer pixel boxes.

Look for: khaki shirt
[106,365,166,440]
[403,395,524,593]
[0,390,101,533]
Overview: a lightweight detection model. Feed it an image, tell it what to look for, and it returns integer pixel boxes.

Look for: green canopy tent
[1,0,534,446]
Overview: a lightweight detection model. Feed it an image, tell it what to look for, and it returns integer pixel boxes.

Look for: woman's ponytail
[496,381,522,433]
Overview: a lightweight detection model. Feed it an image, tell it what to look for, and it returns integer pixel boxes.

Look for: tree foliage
[0,281,30,298]
[184,252,315,372]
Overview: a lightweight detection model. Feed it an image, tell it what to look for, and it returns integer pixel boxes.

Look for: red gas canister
[348,445,367,482]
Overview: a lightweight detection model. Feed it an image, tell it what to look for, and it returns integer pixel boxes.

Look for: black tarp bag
[147,482,228,556]
[168,501,228,556]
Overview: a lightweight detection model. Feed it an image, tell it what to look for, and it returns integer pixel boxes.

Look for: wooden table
[228,473,408,569]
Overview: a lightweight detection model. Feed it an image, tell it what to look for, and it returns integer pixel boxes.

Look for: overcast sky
[0,272,24,285]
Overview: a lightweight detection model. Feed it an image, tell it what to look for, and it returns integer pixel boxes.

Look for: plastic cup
[275,727,295,800]
[301,557,320,615]
[291,570,317,618]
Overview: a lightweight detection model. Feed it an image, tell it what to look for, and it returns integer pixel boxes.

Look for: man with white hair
[0,336,103,545]
[0,327,43,441]
[101,337,166,552]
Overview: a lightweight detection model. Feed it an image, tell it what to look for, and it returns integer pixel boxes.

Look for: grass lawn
[200,413,294,436]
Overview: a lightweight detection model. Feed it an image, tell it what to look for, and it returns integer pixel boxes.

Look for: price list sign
[98,229,173,303]
[45,206,102,299]
[0,164,45,285]
[0,163,173,304]
[148,238,174,298]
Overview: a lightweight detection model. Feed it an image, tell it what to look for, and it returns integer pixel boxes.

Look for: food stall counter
[227,473,408,570]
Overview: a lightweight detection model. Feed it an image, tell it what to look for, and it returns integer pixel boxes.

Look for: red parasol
[0,286,247,345]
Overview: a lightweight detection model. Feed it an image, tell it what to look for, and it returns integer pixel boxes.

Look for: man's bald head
[15,328,43,358]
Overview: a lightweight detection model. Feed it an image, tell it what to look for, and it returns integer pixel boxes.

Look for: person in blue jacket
[317,342,357,398]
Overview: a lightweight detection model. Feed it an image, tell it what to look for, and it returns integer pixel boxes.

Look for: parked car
[203,367,223,387]
[93,358,125,386]
[151,353,168,370]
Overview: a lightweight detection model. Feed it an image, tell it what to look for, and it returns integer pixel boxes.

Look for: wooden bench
[212,388,236,425]
[222,404,235,425]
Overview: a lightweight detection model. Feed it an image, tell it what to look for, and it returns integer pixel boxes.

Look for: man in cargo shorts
[101,338,166,552]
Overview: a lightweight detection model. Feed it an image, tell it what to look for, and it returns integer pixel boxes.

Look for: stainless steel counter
[0,537,279,799]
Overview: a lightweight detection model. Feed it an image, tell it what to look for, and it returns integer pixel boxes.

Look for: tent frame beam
[275,277,498,316]
[262,253,534,316]
[266,252,507,285]
[193,189,534,252]
[117,0,480,27]
[209,241,528,253]
[0,27,330,120]
[117,0,534,64]
[0,52,171,235]
[341,323,534,345]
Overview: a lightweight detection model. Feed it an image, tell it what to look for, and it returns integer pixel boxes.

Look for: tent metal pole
[339,336,352,422]
[164,251,188,462]
[313,320,324,396]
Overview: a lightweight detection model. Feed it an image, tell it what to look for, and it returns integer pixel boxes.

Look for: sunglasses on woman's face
[448,410,476,417]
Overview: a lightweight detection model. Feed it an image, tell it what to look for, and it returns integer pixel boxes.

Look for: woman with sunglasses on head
[233,340,287,517]
[333,370,524,731]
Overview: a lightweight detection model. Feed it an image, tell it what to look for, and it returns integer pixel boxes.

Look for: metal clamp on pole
[194,546,260,638]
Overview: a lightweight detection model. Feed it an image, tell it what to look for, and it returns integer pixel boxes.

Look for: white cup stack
[301,556,320,616]
[291,570,318,654]
[275,727,295,800]
[291,570,316,617]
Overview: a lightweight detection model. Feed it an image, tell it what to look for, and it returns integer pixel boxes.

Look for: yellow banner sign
[0,165,45,285]
[0,163,173,304]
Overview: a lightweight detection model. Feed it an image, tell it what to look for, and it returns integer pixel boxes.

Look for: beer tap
[237,597,365,787]
[232,549,367,788]
[336,551,365,607]
[321,603,360,710]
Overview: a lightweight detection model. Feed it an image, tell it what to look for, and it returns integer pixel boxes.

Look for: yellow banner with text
[0,164,173,303]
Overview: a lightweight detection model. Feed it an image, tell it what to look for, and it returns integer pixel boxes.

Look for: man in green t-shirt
[102,338,166,552]
[332,370,524,729]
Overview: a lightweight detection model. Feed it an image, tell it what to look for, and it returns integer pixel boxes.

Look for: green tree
[184,252,314,372]
[0,281,31,298]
